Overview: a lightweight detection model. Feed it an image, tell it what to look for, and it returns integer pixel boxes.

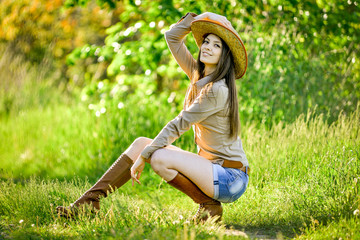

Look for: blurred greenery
[0,0,359,126]
[0,1,359,239]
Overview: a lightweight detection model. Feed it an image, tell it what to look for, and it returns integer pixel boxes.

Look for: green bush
[64,0,359,127]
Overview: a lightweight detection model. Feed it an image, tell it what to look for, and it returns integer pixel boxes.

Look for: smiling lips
[202,51,212,57]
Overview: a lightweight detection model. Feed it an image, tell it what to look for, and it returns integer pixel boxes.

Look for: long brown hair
[185,34,240,138]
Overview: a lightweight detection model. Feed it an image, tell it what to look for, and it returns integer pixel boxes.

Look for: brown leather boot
[167,172,223,223]
[56,154,133,217]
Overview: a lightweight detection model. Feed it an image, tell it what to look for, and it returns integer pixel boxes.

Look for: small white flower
[145,69,151,76]
[354,209,359,216]
[117,102,124,109]
[88,104,95,110]
[19,219,24,224]
[97,56,105,63]
[31,224,35,227]
[135,22,142,29]
[158,20,165,28]
[98,81,104,89]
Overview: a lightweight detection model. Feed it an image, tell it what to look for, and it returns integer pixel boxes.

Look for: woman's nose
[204,45,211,51]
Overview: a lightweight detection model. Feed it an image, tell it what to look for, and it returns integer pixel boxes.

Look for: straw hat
[191,17,247,79]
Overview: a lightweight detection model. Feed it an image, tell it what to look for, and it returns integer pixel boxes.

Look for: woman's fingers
[130,168,136,185]
[131,170,141,185]
[219,16,232,28]
[133,174,141,185]
[204,12,233,28]
[130,157,145,185]
[130,166,137,184]
[194,12,233,29]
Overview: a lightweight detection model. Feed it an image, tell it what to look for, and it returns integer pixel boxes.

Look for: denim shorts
[212,163,249,203]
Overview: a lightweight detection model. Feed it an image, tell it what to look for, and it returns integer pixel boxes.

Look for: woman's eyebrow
[205,37,222,44]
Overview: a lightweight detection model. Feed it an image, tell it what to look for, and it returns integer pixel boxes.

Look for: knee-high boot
[167,172,223,222]
[56,154,133,217]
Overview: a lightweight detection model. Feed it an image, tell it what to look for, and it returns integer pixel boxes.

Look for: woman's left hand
[194,12,233,29]
[130,156,146,185]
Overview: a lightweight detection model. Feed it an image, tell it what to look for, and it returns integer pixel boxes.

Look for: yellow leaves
[350,22,360,30]
[39,13,54,25]
[0,0,115,66]
[29,0,40,14]
[54,47,65,58]
[46,0,63,12]
[6,26,19,41]
[1,15,20,41]
[45,1,54,11]
[61,19,74,33]
[57,39,73,51]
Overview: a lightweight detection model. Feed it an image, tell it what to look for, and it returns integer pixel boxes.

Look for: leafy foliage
[64,0,360,126]
[0,0,359,125]
[0,0,112,70]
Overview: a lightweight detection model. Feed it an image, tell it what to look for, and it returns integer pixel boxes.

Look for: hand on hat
[194,12,233,29]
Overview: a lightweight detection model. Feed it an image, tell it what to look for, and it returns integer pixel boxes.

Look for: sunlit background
[1,0,358,123]
[0,1,359,239]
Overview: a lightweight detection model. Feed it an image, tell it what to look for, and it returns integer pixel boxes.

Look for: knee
[131,137,152,149]
[150,149,168,174]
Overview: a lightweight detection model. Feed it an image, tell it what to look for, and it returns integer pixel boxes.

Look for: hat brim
[191,18,247,79]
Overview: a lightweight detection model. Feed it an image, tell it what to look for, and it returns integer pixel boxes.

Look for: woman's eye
[215,44,220,48]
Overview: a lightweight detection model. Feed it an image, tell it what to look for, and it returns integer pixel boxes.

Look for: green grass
[0,98,359,239]
[0,47,359,239]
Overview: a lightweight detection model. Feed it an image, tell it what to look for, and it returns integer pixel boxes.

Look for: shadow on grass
[226,223,297,239]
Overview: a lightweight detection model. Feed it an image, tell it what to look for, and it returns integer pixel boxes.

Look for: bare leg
[124,137,184,162]
[127,137,214,197]
[149,148,223,222]
[150,148,214,198]
[124,137,152,162]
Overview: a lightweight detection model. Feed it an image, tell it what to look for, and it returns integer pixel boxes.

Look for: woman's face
[200,34,223,67]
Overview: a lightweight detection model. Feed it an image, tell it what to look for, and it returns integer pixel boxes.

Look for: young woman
[57,12,249,223]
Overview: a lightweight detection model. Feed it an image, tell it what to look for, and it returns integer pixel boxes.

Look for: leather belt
[222,160,250,174]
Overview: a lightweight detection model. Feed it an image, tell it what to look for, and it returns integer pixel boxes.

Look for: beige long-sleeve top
[141,13,248,167]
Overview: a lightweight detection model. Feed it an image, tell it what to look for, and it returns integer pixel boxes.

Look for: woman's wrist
[176,12,198,24]
[137,155,146,162]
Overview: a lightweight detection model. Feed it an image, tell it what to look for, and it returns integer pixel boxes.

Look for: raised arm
[164,12,198,81]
